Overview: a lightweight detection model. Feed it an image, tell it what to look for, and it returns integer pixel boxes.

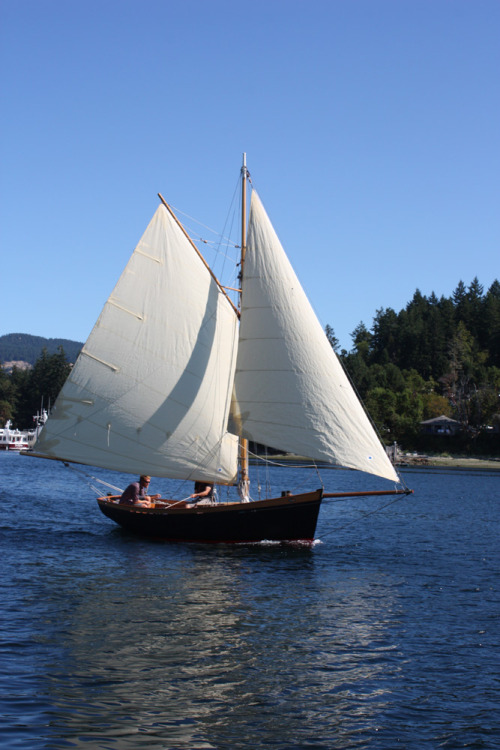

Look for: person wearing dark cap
[119,475,160,507]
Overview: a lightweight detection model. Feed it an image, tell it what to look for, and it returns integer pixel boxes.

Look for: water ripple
[1,458,499,748]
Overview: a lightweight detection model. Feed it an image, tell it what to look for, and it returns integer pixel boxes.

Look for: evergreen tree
[338,277,499,451]
[14,347,71,427]
[351,322,372,357]
[0,366,17,423]
[8,367,31,427]
[483,280,500,367]
[324,324,340,352]
[465,276,484,343]
[371,307,398,365]
[397,291,429,375]
[442,322,475,426]
[452,280,467,307]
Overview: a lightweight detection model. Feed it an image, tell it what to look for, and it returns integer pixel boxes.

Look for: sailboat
[30,157,411,543]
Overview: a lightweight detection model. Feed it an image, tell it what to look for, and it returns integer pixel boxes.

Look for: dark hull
[97,489,323,544]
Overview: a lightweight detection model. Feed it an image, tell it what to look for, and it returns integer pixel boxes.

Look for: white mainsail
[230,191,399,483]
[35,204,239,483]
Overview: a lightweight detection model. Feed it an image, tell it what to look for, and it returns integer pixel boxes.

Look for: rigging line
[211,171,242,262]
[319,493,407,539]
[313,460,324,489]
[169,205,236,246]
[264,445,271,497]
[255,454,262,500]
[187,171,242,299]
[247,447,319,497]
[189,237,239,253]
[61,461,124,495]
[246,447,319,469]
[170,171,242,273]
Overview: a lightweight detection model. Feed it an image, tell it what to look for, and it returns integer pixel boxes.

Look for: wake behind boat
[27,157,411,543]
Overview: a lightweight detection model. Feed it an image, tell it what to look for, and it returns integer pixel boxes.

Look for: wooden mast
[239,154,249,492]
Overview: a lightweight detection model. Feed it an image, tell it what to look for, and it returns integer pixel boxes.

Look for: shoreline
[397,454,500,470]
[256,453,500,471]
[7,448,499,472]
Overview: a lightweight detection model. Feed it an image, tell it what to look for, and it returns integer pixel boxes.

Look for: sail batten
[107,300,145,319]
[80,350,120,372]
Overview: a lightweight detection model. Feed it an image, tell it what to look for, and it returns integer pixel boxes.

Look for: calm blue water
[1,454,499,749]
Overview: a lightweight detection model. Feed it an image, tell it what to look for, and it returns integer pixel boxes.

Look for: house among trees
[420,415,462,436]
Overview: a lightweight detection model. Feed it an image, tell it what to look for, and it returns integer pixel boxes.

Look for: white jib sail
[230,191,399,483]
[36,204,239,483]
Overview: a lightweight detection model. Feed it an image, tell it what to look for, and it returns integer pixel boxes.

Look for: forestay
[35,204,239,483]
[230,191,399,483]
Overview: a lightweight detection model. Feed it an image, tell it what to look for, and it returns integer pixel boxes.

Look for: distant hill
[0,333,83,367]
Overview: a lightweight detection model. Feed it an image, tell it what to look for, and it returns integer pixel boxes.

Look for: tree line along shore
[1,277,499,459]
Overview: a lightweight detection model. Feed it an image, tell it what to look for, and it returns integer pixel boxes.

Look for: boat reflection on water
[38,542,400,749]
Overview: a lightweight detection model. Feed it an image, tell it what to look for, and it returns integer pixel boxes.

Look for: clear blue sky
[1,0,498,352]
